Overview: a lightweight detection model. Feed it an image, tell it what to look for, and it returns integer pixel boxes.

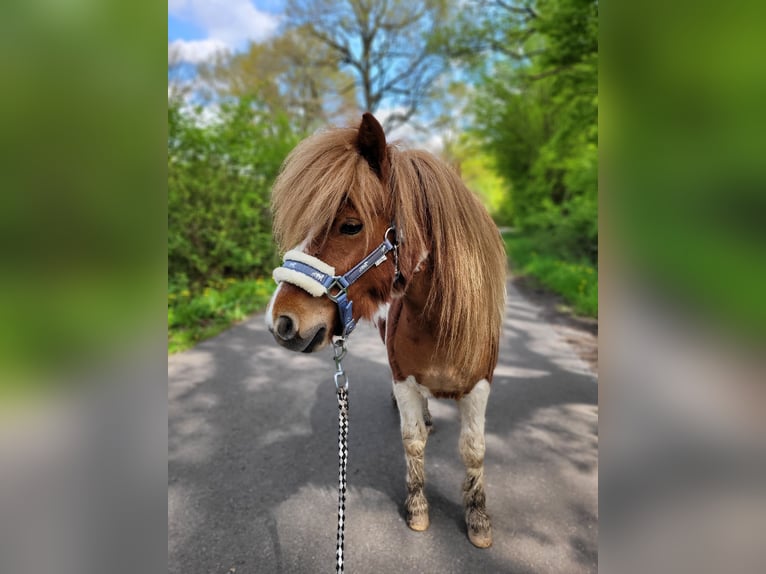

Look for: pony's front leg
[458,379,492,548]
[393,377,430,532]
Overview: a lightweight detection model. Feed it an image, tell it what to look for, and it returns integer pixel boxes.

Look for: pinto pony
[266,113,506,548]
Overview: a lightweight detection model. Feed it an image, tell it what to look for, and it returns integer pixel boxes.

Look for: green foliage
[444,135,509,218]
[168,277,277,354]
[464,0,598,265]
[505,233,597,317]
[168,97,299,291]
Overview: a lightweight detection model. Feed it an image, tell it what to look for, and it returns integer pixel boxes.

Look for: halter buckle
[326,278,348,303]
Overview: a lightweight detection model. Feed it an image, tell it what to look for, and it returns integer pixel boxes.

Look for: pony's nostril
[275,315,297,340]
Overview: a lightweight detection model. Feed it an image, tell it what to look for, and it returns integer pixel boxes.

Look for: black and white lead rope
[333,338,350,573]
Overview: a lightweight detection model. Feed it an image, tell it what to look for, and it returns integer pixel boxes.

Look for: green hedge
[168,97,299,292]
[505,234,597,317]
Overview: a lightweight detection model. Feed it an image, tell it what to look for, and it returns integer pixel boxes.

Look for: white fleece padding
[282,250,336,276]
[272,268,327,297]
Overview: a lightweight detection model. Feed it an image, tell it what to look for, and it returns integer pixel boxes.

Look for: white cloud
[168,0,188,12]
[169,38,229,64]
[169,0,280,52]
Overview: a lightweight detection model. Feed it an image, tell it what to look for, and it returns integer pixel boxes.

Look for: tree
[445,0,598,262]
[197,28,358,133]
[436,0,543,72]
[168,44,195,102]
[284,0,449,130]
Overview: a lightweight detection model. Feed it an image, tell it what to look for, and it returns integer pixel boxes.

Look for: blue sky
[168,0,285,63]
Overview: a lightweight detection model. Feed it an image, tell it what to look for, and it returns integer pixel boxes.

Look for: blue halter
[274,228,398,337]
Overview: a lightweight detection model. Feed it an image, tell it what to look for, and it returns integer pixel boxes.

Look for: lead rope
[333,337,349,573]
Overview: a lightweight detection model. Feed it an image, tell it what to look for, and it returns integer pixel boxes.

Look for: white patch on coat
[458,379,491,463]
[372,302,390,329]
[394,375,433,400]
[265,283,283,329]
[294,236,311,252]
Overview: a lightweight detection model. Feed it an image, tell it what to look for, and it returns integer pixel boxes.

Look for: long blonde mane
[272,128,507,376]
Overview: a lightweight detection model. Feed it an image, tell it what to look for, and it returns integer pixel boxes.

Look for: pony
[266,113,506,548]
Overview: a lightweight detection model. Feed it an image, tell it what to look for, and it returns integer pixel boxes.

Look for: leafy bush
[168,97,299,291]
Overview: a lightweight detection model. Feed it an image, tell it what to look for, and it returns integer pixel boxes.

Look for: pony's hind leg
[393,377,430,532]
[458,379,492,548]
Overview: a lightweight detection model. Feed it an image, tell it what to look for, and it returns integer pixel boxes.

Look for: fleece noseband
[272,228,397,337]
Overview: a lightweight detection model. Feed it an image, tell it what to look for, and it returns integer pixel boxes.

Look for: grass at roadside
[503,233,598,317]
[168,278,276,354]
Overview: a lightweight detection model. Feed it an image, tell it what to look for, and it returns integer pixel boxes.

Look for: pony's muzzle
[269,313,329,353]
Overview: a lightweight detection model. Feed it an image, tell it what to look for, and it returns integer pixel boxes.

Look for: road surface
[168,281,598,573]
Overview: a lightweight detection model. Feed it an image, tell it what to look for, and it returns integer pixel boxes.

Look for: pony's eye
[339,221,364,235]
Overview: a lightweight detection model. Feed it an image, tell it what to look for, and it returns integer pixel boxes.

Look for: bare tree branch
[285,0,446,129]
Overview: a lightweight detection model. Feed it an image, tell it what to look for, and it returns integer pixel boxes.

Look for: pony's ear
[356,112,388,180]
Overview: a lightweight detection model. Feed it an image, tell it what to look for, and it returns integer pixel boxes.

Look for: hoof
[466,508,492,548]
[468,526,493,548]
[407,513,430,532]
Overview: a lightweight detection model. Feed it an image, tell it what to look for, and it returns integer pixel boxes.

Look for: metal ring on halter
[326,278,349,303]
[385,226,401,282]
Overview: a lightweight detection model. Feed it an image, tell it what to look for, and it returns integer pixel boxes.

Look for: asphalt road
[168,281,598,574]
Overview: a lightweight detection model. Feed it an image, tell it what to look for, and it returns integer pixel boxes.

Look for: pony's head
[266,113,397,352]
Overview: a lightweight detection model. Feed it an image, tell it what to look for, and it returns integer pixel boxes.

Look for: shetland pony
[266,113,506,548]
